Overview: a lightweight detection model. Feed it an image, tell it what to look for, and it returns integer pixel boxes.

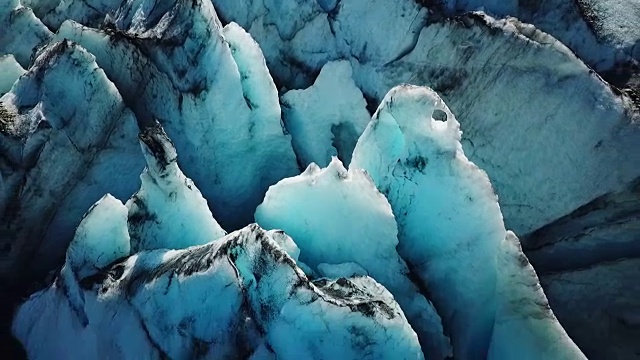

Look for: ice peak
[65,194,130,279]
[374,84,460,152]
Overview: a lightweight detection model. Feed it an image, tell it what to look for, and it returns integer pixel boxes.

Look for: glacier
[13,136,424,358]
[1,0,639,358]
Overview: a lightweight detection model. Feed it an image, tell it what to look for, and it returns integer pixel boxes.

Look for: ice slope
[255,158,452,358]
[65,194,131,281]
[0,55,25,96]
[14,221,423,360]
[350,84,584,359]
[0,40,144,281]
[541,258,640,360]
[489,232,586,360]
[126,124,226,252]
[211,0,640,237]
[438,0,640,74]
[526,180,640,273]
[50,0,299,230]
[280,60,371,168]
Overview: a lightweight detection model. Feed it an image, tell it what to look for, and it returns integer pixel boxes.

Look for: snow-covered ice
[280,60,371,168]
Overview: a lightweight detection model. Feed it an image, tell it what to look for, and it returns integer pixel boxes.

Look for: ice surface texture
[1,0,638,358]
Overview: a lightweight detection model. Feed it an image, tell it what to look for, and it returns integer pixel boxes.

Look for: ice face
[488,232,586,360]
[65,194,130,280]
[21,0,122,30]
[348,84,585,359]
[0,0,51,68]
[541,257,640,359]
[0,55,25,96]
[351,85,504,357]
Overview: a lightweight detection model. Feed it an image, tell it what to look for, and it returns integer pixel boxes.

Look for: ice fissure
[1,0,638,359]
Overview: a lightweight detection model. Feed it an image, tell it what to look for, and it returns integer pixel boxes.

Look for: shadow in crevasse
[0,280,27,360]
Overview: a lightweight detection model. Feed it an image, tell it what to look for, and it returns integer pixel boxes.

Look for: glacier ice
[21,0,121,30]
[541,257,640,359]
[208,8,640,353]
[351,85,503,356]
[0,40,144,279]
[0,0,52,68]
[489,232,586,360]
[65,194,130,280]
[256,157,452,358]
[51,0,299,230]
[316,262,368,278]
[437,0,640,74]
[280,60,371,168]
[10,79,587,359]
[1,0,637,358]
